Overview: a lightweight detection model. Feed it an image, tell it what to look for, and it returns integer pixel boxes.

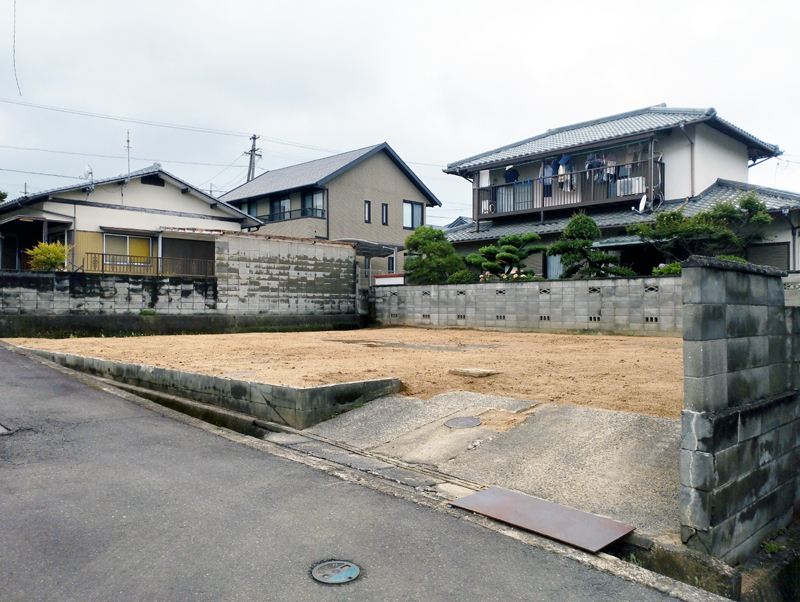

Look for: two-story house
[220,143,441,278]
[0,164,260,274]
[443,105,795,276]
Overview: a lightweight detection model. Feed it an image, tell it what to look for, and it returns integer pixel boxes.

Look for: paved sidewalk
[0,348,680,602]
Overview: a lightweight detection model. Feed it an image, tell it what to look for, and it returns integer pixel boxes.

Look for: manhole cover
[445,416,482,429]
[311,560,360,584]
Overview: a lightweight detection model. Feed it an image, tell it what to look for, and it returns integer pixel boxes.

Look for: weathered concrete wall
[19,345,399,430]
[680,256,800,565]
[215,233,356,316]
[0,233,358,335]
[373,276,682,335]
[783,272,800,307]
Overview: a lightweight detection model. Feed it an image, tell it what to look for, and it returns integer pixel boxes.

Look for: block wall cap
[681,255,787,277]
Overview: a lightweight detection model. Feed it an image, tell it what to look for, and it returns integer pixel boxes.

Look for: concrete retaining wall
[679,256,800,565]
[373,276,682,335]
[0,233,358,336]
[21,346,399,430]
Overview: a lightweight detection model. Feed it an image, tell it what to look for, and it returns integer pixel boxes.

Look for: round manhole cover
[311,560,361,584]
[445,416,482,429]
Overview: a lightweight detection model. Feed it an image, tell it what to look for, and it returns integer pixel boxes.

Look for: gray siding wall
[679,257,800,565]
[373,276,682,335]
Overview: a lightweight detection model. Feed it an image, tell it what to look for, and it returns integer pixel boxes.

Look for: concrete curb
[7,342,399,429]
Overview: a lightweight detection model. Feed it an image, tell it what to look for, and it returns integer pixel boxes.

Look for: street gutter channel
[0,341,744,602]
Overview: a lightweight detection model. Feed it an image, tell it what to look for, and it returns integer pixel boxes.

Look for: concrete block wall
[0,271,215,316]
[22,346,399,430]
[214,233,356,316]
[373,276,681,335]
[679,256,800,565]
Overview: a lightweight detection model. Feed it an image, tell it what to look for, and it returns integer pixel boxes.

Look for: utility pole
[125,130,131,175]
[245,134,261,182]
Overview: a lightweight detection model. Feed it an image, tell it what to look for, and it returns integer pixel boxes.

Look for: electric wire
[12,0,21,96]
[0,145,252,168]
[0,168,82,179]
[0,98,337,153]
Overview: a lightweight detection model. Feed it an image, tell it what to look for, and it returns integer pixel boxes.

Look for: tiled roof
[221,142,442,206]
[445,179,800,244]
[1,163,261,226]
[445,105,780,173]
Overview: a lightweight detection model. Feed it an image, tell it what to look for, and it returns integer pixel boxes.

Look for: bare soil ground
[6,326,683,418]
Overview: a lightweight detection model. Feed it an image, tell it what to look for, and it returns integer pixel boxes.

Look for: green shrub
[548,214,635,278]
[465,232,546,278]
[652,262,682,276]
[716,255,747,263]
[24,241,70,271]
[446,269,478,284]
[403,226,467,284]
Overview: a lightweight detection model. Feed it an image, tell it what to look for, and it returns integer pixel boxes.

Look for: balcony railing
[261,208,326,223]
[85,253,215,277]
[477,160,664,218]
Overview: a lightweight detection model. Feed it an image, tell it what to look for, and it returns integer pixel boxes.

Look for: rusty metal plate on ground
[311,560,360,584]
[444,416,482,429]
[450,487,635,553]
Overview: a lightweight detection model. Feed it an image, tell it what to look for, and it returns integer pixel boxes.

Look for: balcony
[261,208,326,223]
[476,160,664,219]
[85,253,215,277]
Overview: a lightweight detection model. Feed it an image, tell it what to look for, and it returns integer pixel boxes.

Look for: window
[403,201,424,229]
[302,190,324,217]
[364,200,371,223]
[243,200,258,216]
[382,203,388,226]
[270,197,290,221]
[103,234,152,264]
[388,256,395,272]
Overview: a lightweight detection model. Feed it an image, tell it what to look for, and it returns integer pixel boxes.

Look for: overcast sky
[1,0,799,226]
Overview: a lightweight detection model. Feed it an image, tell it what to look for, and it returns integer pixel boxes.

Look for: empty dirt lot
[7,327,683,418]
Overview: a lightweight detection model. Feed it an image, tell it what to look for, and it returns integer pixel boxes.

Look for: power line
[0,98,338,153]
[12,0,21,96]
[0,168,82,179]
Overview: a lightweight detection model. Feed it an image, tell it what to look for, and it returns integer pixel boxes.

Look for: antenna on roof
[80,165,93,181]
[631,195,647,214]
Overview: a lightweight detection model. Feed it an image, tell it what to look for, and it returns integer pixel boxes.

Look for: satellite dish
[638,195,647,213]
[80,165,93,180]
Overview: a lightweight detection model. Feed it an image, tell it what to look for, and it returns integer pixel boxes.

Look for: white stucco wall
[694,123,749,192]
[656,126,694,200]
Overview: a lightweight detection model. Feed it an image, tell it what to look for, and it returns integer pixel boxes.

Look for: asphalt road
[0,347,677,602]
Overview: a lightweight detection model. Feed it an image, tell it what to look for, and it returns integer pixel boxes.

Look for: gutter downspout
[679,123,695,198]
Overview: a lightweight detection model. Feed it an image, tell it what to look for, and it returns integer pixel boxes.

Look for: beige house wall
[256,218,325,239]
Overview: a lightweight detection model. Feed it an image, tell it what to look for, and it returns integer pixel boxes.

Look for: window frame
[103,234,153,265]
[364,200,371,224]
[403,200,424,230]
[381,203,388,226]
[387,256,395,273]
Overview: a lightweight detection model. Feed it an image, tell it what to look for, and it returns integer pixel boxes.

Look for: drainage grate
[311,560,360,584]
[445,416,482,429]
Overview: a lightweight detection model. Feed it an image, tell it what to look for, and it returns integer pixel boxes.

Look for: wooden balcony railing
[476,160,664,218]
[85,253,215,277]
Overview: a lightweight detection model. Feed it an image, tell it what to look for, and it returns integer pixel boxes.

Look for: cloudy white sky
[1,0,799,226]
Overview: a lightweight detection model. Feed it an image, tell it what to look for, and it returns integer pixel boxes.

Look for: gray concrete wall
[373,276,682,335]
[20,346,398,430]
[0,233,358,335]
[679,256,800,565]
[215,233,356,316]
[782,271,800,307]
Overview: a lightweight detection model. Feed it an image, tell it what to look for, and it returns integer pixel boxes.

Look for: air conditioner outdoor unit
[481,200,496,215]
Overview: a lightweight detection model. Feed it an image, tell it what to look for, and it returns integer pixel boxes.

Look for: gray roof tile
[221,142,442,206]
[445,105,780,172]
